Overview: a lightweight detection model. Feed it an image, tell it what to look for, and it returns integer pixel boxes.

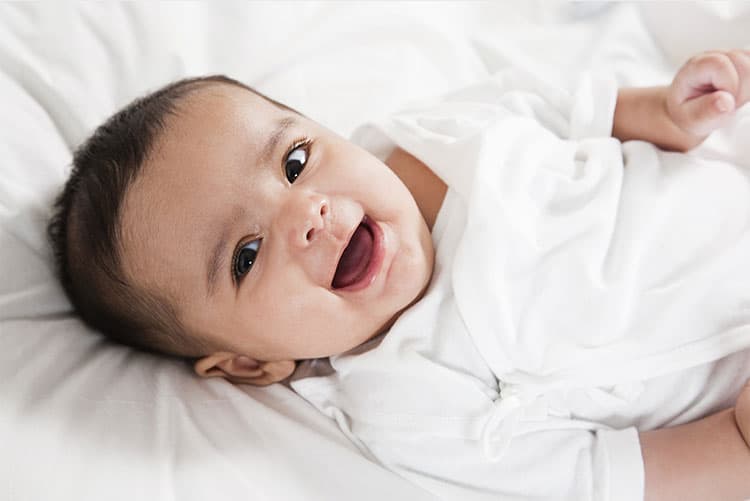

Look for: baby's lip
[330,215,366,289]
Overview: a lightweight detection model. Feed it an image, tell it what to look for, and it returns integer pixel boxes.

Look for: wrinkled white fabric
[292,68,750,500]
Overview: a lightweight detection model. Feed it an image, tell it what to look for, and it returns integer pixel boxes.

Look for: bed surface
[2,2,748,500]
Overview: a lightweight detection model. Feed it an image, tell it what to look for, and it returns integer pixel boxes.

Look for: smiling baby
[48,52,750,500]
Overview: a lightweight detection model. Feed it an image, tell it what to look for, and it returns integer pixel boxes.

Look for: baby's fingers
[723,49,750,107]
[681,90,735,136]
[685,52,740,99]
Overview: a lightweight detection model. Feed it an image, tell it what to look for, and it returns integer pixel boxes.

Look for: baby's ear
[194,352,296,386]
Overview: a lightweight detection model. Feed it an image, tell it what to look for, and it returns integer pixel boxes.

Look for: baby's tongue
[332,223,373,289]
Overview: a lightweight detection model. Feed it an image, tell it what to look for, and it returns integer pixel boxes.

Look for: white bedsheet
[1,2,748,500]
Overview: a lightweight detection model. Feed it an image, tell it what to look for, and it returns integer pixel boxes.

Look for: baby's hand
[666,50,750,145]
[736,380,750,449]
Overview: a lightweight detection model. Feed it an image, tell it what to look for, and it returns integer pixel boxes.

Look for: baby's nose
[286,194,329,249]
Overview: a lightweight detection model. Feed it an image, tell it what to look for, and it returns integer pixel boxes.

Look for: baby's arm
[640,405,750,500]
[613,50,750,152]
[736,381,750,450]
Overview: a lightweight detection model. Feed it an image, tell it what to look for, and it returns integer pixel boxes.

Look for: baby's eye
[284,144,308,183]
[233,239,261,281]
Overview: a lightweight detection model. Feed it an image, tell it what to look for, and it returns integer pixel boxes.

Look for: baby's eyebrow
[260,115,297,165]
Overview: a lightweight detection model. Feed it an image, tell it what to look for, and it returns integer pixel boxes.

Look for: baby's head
[48,76,434,385]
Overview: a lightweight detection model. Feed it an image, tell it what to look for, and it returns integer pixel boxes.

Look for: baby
[48,50,750,500]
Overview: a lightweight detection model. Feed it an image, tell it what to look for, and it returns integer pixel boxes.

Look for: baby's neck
[385,148,447,231]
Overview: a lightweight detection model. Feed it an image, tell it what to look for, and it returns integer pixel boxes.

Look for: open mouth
[331,216,378,290]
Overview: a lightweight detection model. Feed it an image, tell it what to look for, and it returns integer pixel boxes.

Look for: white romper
[291,69,750,501]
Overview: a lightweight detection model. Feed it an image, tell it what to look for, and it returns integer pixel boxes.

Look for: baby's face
[120,84,434,365]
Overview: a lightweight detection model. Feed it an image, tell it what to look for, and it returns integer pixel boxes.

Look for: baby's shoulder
[385,147,447,231]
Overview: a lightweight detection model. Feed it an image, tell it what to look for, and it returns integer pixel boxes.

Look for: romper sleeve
[364,66,620,201]
[462,66,619,140]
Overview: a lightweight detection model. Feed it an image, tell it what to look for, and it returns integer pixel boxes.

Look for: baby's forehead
[172,82,282,132]
[145,87,282,175]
